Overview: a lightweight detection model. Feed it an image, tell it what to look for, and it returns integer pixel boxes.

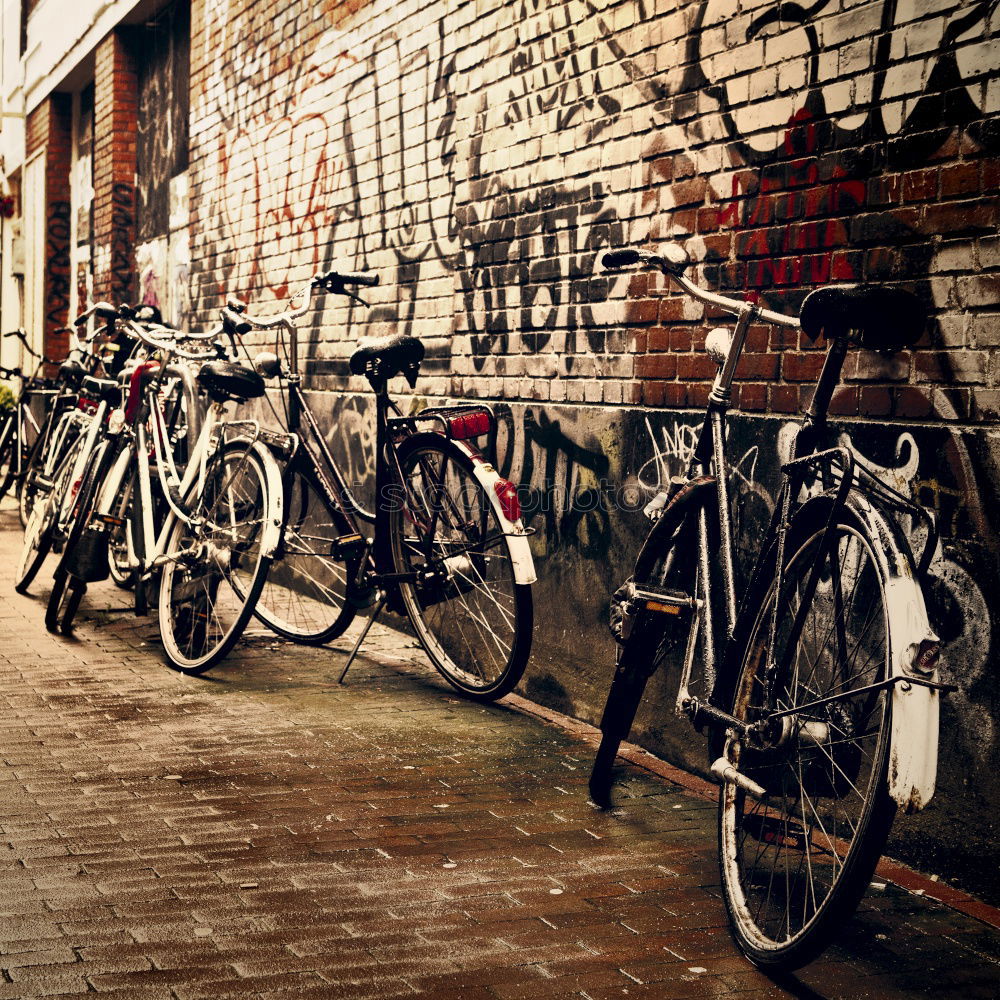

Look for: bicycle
[590,244,954,970]
[223,268,536,701]
[45,306,288,675]
[0,329,71,519]
[16,302,202,596]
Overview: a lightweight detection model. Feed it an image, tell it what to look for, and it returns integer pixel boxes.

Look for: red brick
[782,352,826,382]
[768,384,800,413]
[939,162,981,199]
[859,386,893,417]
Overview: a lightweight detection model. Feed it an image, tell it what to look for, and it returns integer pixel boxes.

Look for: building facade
[2,0,999,896]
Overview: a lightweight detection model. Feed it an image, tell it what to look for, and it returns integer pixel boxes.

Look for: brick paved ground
[0,502,998,999]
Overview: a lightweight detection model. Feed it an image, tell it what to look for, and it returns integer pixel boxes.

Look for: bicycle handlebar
[224,267,380,332]
[603,247,800,329]
[119,315,221,362]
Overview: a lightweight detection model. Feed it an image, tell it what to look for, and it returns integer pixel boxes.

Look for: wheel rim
[392,444,523,694]
[721,524,892,955]
[159,450,267,671]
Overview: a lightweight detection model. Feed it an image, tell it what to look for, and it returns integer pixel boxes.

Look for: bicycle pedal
[332,533,365,560]
[630,587,695,616]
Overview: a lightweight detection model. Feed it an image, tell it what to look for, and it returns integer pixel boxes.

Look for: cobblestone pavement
[0,503,998,999]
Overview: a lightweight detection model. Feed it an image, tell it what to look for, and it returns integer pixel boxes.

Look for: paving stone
[0,503,997,998]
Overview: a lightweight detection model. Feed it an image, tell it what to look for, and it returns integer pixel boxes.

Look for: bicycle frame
[627,270,950,812]
[235,283,533,607]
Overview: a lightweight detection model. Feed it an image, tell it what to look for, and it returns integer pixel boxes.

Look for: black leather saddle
[79,375,120,404]
[349,334,424,386]
[59,358,89,389]
[800,284,926,352]
[197,360,266,403]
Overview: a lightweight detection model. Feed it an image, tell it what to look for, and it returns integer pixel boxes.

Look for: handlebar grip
[602,249,641,270]
[3,329,26,340]
[316,269,380,288]
[343,271,379,287]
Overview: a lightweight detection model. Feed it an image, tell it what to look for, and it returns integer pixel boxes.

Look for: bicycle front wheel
[718,507,896,970]
[20,411,80,528]
[251,462,358,643]
[158,444,274,674]
[390,434,531,702]
[0,410,18,501]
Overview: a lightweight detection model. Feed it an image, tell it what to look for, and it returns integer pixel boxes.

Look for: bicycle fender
[248,440,285,561]
[845,491,941,813]
[456,443,536,586]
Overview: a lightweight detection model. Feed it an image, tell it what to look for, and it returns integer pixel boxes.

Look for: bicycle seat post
[794,334,850,460]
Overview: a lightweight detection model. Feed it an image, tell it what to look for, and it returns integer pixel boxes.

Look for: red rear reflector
[493,478,521,522]
[448,411,491,439]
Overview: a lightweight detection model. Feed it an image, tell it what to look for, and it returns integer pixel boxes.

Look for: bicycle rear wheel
[251,460,358,643]
[107,473,136,589]
[158,444,274,674]
[15,431,87,593]
[390,434,531,702]
[718,506,895,970]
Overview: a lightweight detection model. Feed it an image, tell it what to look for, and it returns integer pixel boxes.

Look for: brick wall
[184,0,1000,890]
[26,93,72,367]
[93,29,138,307]
[188,0,999,422]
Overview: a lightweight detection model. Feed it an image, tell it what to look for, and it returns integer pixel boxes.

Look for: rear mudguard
[456,443,536,586]
[843,490,941,813]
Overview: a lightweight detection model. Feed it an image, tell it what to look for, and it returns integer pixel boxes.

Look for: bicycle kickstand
[337,593,388,684]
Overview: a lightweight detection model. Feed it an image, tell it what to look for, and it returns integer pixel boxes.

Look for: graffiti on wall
[193,0,651,377]
[110,182,135,304]
[694,0,1000,161]
[683,0,999,306]
[45,200,72,329]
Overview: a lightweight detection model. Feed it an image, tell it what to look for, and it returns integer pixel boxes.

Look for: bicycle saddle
[350,334,424,386]
[79,375,121,404]
[59,358,89,389]
[800,284,926,352]
[197,360,266,403]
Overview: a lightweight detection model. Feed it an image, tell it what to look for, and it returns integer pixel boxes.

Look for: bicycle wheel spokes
[721,520,895,968]
[251,467,357,643]
[392,438,531,701]
[159,446,272,674]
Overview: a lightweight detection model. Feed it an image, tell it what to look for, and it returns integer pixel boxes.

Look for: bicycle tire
[19,410,80,528]
[250,458,359,644]
[390,433,532,702]
[15,432,87,593]
[590,479,713,807]
[107,473,136,589]
[718,501,897,970]
[0,410,18,502]
[158,443,274,674]
[58,579,88,635]
[44,439,110,633]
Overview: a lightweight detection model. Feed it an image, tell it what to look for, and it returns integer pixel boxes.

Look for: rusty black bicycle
[592,244,954,969]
